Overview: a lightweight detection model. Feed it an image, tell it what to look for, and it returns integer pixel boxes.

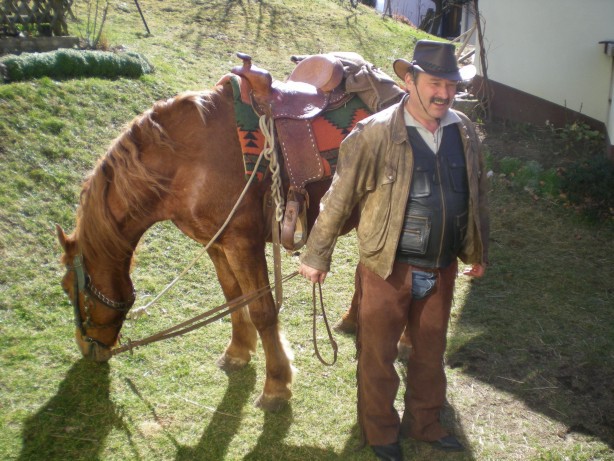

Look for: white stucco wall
[476,0,614,128]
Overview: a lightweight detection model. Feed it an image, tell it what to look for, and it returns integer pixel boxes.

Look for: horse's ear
[56,224,69,252]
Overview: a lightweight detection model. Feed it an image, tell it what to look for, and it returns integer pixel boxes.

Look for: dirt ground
[479,119,565,170]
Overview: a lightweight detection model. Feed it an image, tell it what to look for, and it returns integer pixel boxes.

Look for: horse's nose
[75,330,112,362]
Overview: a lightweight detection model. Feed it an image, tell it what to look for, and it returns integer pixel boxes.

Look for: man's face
[404,71,457,123]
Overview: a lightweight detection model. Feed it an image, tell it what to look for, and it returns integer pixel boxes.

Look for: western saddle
[228,52,403,251]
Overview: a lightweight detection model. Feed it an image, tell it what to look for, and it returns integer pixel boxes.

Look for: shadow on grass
[173,365,355,460]
[174,365,257,461]
[243,406,342,461]
[18,359,124,461]
[448,189,614,451]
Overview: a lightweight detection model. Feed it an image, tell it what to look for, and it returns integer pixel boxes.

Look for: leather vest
[396,124,469,268]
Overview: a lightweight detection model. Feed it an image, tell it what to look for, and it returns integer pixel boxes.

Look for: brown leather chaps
[355,260,458,445]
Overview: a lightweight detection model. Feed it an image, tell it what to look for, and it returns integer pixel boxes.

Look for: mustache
[430,97,451,105]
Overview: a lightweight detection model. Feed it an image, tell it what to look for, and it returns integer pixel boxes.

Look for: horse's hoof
[333,318,357,335]
[216,353,249,372]
[254,392,290,412]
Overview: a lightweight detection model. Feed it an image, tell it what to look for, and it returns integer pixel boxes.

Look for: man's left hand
[462,263,486,278]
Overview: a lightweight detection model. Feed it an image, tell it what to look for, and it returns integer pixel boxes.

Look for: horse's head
[56,224,133,362]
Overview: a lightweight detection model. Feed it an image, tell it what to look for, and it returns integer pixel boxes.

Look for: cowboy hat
[393,39,476,82]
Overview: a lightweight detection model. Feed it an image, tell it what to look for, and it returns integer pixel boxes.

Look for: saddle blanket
[229,75,371,181]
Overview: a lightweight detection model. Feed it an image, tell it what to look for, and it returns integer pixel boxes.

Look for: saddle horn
[231,52,273,99]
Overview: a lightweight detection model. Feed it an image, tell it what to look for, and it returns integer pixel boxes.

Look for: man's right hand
[298,263,328,284]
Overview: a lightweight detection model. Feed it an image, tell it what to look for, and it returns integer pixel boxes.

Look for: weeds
[547,120,605,156]
[73,0,111,49]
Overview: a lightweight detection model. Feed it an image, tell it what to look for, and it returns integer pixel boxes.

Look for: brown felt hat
[393,40,476,82]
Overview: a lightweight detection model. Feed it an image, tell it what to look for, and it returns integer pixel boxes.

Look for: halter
[68,254,135,351]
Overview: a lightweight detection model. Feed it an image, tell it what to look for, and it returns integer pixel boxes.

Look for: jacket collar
[391,94,410,145]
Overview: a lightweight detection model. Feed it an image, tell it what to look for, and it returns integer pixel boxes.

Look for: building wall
[476,0,614,140]
[375,1,476,42]
[375,0,431,27]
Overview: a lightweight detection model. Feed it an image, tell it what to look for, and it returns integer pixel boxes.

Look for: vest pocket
[397,213,431,255]
[410,166,432,198]
[447,160,469,193]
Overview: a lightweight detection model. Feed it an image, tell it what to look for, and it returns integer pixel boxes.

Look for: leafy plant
[498,156,557,198]
[547,120,605,156]
[15,22,36,37]
[499,156,523,177]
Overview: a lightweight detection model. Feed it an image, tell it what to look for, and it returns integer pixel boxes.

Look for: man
[298,40,490,460]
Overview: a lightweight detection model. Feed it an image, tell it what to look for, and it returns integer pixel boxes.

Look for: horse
[56,72,367,411]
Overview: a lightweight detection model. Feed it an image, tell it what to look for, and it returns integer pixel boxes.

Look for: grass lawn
[1,1,613,460]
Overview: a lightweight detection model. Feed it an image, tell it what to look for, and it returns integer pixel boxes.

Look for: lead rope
[312,281,338,366]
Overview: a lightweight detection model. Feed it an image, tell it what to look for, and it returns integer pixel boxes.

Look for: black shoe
[371,442,403,460]
[430,435,465,452]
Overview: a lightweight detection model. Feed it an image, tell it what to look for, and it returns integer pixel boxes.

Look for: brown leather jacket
[301,95,490,279]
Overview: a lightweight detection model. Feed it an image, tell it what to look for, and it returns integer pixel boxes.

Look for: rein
[112,273,337,367]
[112,271,300,355]
[68,254,338,366]
[68,255,337,365]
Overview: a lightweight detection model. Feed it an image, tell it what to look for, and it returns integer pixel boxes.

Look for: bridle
[67,254,135,351]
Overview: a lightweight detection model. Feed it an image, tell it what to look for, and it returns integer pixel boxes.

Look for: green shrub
[560,155,614,221]
[499,156,523,176]
[515,160,542,190]
[499,157,560,196]
[538,168,561,197]
[0,49,153,82]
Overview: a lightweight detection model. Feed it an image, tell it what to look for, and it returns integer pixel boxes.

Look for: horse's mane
[75,87,224,263]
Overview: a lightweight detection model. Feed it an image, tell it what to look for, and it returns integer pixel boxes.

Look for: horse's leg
[334,292,359,334]
[207,246,258,371]
[334,265,360,334]
[397,326,412,362]
[222,239,293,411]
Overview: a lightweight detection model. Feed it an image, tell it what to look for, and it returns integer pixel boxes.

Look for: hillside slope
[1,1,612,461]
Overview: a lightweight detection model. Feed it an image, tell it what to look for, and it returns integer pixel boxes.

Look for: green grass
[1,0,614,460]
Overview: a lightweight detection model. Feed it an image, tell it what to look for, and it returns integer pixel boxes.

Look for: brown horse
[56,78,363,411]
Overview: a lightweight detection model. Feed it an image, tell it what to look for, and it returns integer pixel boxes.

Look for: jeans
[412,270,437,300]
